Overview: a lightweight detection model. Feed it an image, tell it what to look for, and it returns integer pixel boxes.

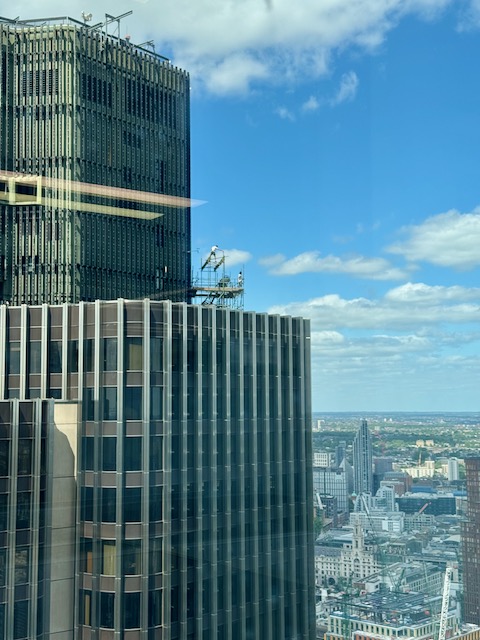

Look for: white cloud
[258,253,285,268]
[385,282,480,304]
[12,0,454,94]
[204,54,270,95]
[387,208,480,269]
[269,282,480,330]
[274,106,295,121]
[222,248,252,266]
[330,70,359,105]
[302,95,320,112]
[261,250,410,280]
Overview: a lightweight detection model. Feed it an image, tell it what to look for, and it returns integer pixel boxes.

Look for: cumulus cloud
[274,106,295,121]
[302,95,320,112]
[261,250,410,280]
[269,282,480,330]
[330,71,359,105]
[13,0,454,94]
[221,248,252,266]
[387,208,480,269]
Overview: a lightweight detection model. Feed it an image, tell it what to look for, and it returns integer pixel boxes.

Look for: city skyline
[11,0,480,411]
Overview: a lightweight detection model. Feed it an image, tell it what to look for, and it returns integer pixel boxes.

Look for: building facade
[0,17,190,305]
[0,14,315,640]
[0,399,78,639]
[0,299,315,639]
[462,457,480,625]
[353,419,373,496]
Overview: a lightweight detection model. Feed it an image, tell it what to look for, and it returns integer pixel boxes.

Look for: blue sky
[17,0,480,411]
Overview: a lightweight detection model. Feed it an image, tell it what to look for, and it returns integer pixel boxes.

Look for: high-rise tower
[0,16,190,305]
[0,15,315,640]
[461,457,480,624]
[353,419,373,496]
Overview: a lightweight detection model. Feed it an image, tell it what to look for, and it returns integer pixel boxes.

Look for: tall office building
[0,15,315,640]
[1,16,190,305]
[353,419,373,496]
[0,299,315,639]
[461,457,480,624]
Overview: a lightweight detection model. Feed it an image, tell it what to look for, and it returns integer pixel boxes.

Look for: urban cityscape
[2,2,480,640]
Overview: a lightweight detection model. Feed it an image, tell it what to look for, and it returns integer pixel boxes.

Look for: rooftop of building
[0,13,170,62]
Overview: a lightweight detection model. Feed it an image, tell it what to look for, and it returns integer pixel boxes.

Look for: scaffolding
[190,248,244,309]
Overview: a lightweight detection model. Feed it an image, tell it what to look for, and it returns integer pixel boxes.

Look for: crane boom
[437,565,453,640]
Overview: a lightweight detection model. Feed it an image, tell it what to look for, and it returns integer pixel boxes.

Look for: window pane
[8,341,21,375]
[14,548,29,585]
[102,541,116,575]
[150,485,163,521]
[123,539,142,575]
[102,488,116,523]
[125,387,142,420]
[68,339,78,373]
[84,339,94,372]
[49,341,62,373]
[82,437,94,470]
[100,592,114,628]
[29,341,42,374]
[150,386,163,420]
[123,593,140,629]
[126,337,143,370]
[150,537,162,574]
[81,487,93,521]
[150,337,163,371]
[17,440,32,475]
[124,437,142,471]
[103,338,117,371]
[16,492,30,529]
[0,441,9,476]
[80,590,92,626]
[83,388,94,421]
[80,538,94,573]
[148,589,162,627]
[0,549,5,588]
[103,387,117,421]
[124,487,142,522]
[14,600,28,639]
[102,438,116,471]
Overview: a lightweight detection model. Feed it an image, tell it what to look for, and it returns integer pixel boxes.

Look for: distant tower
[462,457,480,624]
[353,419,373,495]
[447,458,460,482]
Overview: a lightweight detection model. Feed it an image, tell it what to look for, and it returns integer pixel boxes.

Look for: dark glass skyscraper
[0,17,190,305]
[461,457,480,625]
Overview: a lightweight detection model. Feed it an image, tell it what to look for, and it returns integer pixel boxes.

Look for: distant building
[383,471,412,495]
[326,590,458,640]
[448,458,460,481]
[462,457,480,625]
[314,451,335,467]
[313,465,350,513]
[314,519,380,587]
[353,419,373,495]
[397,493,456,516]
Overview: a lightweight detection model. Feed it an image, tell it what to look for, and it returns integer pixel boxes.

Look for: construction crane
[437,565,453,640]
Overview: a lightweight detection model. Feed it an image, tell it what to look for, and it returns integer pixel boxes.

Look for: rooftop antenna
[138,39,155,53]
[104,11,133,38]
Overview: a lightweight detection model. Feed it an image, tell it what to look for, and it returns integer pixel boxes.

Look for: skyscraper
[461,457,480,624]
[1,16,191,305]
[353,419,373,496]
[0,15,315,640]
